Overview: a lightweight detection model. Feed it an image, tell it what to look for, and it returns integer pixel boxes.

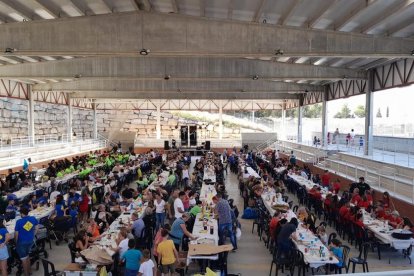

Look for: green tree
[303,103,322,118]
[376,108,382,118]
[334,104,352,118]
[354,105,365,118]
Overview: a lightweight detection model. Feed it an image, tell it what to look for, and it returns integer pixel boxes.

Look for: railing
[255,135,279,152]
[302,137,414,168]
[320,155,414,204]
[134,137,242,149]
[273,140,320,165]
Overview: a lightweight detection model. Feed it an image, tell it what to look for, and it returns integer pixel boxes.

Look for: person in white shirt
[138,249,155,276]
[49,190,61,203]
[154,193,166,231]
[113,229,129,256]
[242,168,250,180]
[174,192,185,219]
[182,166,190,187]
[275,150,280,159]
[350,129,355,145]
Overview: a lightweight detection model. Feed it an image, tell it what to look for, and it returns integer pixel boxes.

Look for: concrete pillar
[219,101,223,140]
[27,87,35,146]
[68,97,73,142]
[156,103,161,139]
[364,70,374,156]
[92,103,97,140]
[321,88,328,146]
[297,105,303,143]
[281,102,286,140]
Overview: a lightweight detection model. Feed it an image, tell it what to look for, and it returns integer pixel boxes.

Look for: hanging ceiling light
[139,49,150,55]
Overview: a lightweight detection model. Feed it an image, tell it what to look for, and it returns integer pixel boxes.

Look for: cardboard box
[188,244,233,256]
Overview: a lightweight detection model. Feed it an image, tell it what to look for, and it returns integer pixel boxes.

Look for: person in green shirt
[136,176,149,187]
[189,200,202,217]
[149,171,157,182]
[167,171,176,186]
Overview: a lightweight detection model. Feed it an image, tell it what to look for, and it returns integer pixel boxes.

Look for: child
[329,239,343,271]
[316,225,328,245]
[138,249,155,276]
[121,239,142,276]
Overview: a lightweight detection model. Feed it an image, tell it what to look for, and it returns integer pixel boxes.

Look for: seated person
[357,195,370,209]
[74,230,89,252]
[328,239,343,271]
[86,219,101,241]
[351,188,361,206]
[27,194,38,210]
[316,225,328,245]
[388,210,403,228]
[276,218,299,256]
[67,188,80,206]
[37,191,49,206]
[397,217,413,231]
[54,195,67,218]
[269,211,281,242]
[374,205,386,219]
[5,200,18,220]
[331,179,341,194]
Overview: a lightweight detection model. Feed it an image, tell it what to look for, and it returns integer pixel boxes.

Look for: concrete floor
[28,159,414,276]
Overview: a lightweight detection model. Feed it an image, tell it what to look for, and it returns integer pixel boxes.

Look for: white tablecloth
[148,170,169,190]
[187,213,219,263]
[261,192,289,216]
[199,184,217,205]
[6,206,55,236]
[203,167,216,183]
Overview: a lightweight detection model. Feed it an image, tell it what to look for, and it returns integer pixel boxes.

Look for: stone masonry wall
[34,102,68,137]
[96,109,241,139]
[0,97,28,138]
[72,108,93,138]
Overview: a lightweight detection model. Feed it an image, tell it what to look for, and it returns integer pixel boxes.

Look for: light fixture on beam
[74,74,82,79]
[274,49,284,56]
[139,49,150,55]
[164,74,171,80]
[252,75,259,80]
[4,48,16,53]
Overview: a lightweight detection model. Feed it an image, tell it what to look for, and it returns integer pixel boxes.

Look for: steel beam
[0,56,366,81]
[32,0,60,18]
[278,0,300,25]
[0,12,412,58]
[334,0,376,31]
[364,70,374,155]
[28,87,35,146]
[306,0,339,28]
[253,0,267,22]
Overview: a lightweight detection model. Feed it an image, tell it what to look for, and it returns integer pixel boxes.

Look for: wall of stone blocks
[33,102,68,137]
[72,108,94,138]
[0,97,29,138]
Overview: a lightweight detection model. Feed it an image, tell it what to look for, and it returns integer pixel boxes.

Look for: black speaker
[164,140,170,150]
[205,141,211,150]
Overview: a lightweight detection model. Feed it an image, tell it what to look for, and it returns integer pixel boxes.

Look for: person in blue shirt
[67,188,80,207]
[6,193,17,202]
[15,207,39,276]
[5,200,18,220]
[54,195,67,218]
[329,238,344,272]
[0,219,11,276]
[36,191,49,206]
[121,239,142,276]
[68,203,79,229]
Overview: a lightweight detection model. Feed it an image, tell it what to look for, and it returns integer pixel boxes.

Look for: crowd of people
[0,147,243,276]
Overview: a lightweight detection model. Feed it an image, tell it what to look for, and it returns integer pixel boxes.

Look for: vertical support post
[156,103,161,139]
[27,87,35,146]
[297,96,303,143]
[92,102,97,140]
[365,70,374,156]
[68,96,73,142]
[219,101,223,140]
[252,110,255,124]
[281,102,286,140]
[321,87,328,146]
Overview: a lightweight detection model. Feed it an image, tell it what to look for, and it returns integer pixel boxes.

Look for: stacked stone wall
[34,102,67,136]
[72,108,94,138]
[0,98,28,138]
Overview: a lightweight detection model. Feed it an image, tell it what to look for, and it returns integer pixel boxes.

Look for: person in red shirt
[351,188,361,206]
[339,202,350,220]
[365,190,373,206]
[354,213,365,229]
[357,195,370,209]
[321,170,331,187]
[375,206,386,219]
[381,192,391,209]
[269,211,281,241]
[388,211,403,228]
[331,178,341,194]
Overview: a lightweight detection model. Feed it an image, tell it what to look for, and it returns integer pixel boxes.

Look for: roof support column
[219,101,223,140]
[92,102,97,140]
[364,70,374,156]
[156,103,161,140]
[27,87,35,146]
[281,102,286,141]
[68,96,73,143]
[321,87,328,146]
[297,97,303,143]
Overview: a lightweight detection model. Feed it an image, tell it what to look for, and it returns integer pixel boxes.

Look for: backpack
[241,207,258,219]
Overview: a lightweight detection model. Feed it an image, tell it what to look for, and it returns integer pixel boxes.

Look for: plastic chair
[348,242,370,273]
[269,247,294,276]
[335,245,350,274]
[41,258,63,276]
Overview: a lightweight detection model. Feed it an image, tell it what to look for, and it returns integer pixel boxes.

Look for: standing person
[345,133,351,147]
[121,239,142,276]
[169,213,196,251]
[350,129,355,146]
[154,193,166,231]
[212,194,237,251]
[0,220,11,276]
[79,188,89,224]
[181,165,190,187]
[321,170,331,188]
[138,249,155,276]
[289,151,297,166]
[359,136,364,150]
[14,207,38,276]
[157,229,179,276]
[327,132,330,145]
[173,192,185,219]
